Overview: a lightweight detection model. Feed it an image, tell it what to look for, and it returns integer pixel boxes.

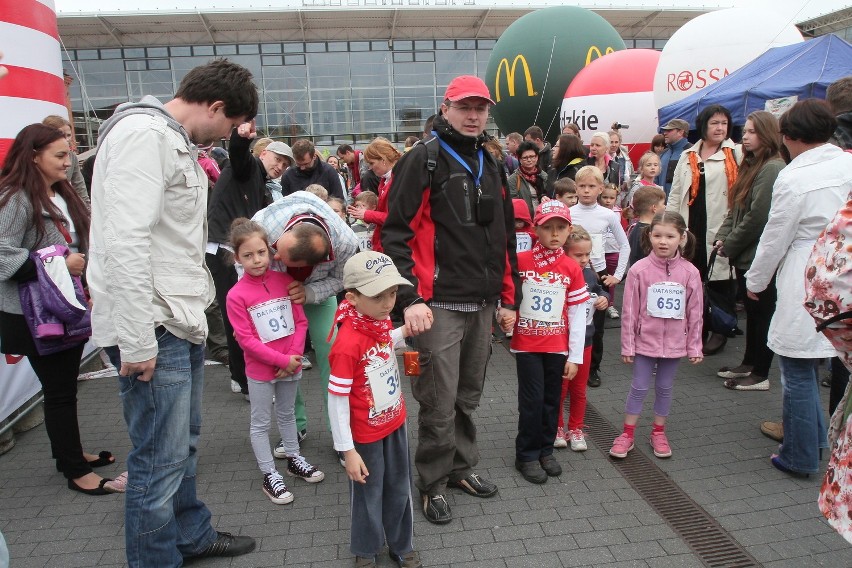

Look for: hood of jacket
[98,95,190,148]
[512,198,533,228]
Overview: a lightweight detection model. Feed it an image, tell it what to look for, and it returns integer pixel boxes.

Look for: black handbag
[704,249,738,337]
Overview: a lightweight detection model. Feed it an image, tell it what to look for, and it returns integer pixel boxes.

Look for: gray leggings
[247,376,300,474]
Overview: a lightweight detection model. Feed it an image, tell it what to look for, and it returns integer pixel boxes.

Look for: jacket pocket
[152,269,208,336]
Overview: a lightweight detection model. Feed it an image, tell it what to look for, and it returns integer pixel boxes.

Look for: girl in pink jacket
[610,212,703,460]
[226,218,324,507]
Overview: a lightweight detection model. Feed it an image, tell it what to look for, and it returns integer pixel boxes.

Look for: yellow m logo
[585,45,615,66]
[494,55,535,103]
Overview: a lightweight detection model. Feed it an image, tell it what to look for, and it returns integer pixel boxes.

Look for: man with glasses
[383,75,521,525]
[281,139,345,199]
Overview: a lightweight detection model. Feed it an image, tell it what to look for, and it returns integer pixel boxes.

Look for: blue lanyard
[433,131,483,189]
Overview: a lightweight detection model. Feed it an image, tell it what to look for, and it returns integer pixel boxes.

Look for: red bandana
[530,241,564,270]
[328,299,393,343]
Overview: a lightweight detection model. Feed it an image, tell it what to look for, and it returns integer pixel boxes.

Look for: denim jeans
[776,356,828,475]
[105,328,217,567]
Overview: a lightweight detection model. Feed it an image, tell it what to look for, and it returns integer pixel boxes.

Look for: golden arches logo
[494,55,535,103]
[585,45,615,66]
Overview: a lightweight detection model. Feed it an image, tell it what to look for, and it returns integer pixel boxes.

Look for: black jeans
[830,357,850,416]
[206,249,247,394]
[737,269,777,377]
[27,342,90,480]
[515,352,565,462]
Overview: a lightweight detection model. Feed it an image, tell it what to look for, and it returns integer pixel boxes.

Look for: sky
[53,0,850,24]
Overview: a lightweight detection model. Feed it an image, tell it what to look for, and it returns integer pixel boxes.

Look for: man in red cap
[383,75,521,524]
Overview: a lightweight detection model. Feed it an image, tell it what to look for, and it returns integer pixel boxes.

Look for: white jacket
[745,143,852,358]
[667,139,742,280]
[88,98,214,363]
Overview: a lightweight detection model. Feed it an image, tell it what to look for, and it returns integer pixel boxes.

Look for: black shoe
[297,428,308,443]
[702,332,727,355]
[187,532,256,560]
[539,454,562,477]
[421,494,452,524]
[515,459,547,484]
[448,473,498,498]
[588,370,601,388]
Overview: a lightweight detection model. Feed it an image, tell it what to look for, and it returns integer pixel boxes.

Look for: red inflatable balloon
[561,49,661,165]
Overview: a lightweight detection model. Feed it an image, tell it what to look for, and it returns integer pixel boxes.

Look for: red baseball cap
[534,200,572,226]
[443,75,496,105]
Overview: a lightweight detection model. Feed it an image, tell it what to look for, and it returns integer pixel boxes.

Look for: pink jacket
[226,270,308,381]
[621,252,703,359]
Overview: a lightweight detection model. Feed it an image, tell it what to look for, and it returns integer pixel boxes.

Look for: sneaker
[355,557,377,568]
[337,451,346,468]
[297,428,308,443]
[262,472,294,505]
[187,532,256,560]
[389,550,423,568]
[569,428,588,452]
[553,427,568,449]
[286,455,325,483]
[273,440,287,459]
[448,473,498,498]
[650,431,672,458]
[588,370,601,388]
[515,459,547,484]
[301,356,313,370]
[539,454,562,477]
[606,306,620,319]
[609,434,634,459]
[243,393,250,402]
[421,494,452,524]
[230,380,241,393]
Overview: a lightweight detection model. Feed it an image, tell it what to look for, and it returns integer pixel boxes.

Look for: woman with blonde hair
[347,137,401,252]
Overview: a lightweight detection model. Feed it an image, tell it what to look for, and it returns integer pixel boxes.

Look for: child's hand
[562,361,578,381]
[497,308,516,332]
[602,275,621,287]
[622,355,634,364]
[593,296,609,311]
[285,355,303,374]
[689,356,703,365]
[344,449,369,484]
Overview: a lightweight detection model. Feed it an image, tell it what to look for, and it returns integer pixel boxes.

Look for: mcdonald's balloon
[562,49,661,165]
[653,8,802,110]
[485,6,625,142]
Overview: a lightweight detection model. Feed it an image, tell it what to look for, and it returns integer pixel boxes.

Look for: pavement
[1,317,851,568]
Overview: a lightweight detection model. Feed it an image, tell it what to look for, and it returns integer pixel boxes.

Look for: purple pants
[625,354,680,417]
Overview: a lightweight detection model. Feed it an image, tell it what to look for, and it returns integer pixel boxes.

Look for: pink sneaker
[609,434,634,459]
[554,427,568,449]
[650,431,672,458]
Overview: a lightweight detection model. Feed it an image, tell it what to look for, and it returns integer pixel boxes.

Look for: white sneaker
[606,306,620,319]
[569,429,588,452]
[274,439,287,459]
[262,471,294,505]
[230,380,241,393]
[553,427,568,449]
[301,356,313,370]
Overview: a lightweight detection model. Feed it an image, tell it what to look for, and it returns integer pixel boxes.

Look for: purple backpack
[18,244,91,355]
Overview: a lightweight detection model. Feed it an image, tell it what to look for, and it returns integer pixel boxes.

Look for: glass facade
[63,37,667,151]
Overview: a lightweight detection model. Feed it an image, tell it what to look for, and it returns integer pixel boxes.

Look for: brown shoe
[703,332,727,355]
[760,421,783,442]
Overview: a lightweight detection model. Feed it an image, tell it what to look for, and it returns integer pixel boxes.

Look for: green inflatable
[485,6,625,142]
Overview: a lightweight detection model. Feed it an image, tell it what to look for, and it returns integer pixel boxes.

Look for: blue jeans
[776,356,828,475]
[105,328,217,567]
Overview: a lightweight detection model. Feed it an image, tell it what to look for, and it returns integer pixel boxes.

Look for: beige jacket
[667,139,742,280]
[87,102,213,363]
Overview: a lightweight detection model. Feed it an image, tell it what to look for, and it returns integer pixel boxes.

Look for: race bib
[366,355,401,413]
[249,297,296,342]
[520,280,566,323]
[516,232,532,252]
[590,233,604,259]
[585,293,598,325]
[647,282,686,319]
[358,230,374,252]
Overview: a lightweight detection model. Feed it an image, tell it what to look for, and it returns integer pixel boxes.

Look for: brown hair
[228,217,268,258]
[728,111,782,209]
[291,139,315,160]
[553,177,576,197]
[632,185,666,216]
[552,134,585,171]
[639,211,696,260]
[354,190,378,209]
[364,137,402,165]
[651,134,665,151]
[41,115,70,129]
[565,224,591,246]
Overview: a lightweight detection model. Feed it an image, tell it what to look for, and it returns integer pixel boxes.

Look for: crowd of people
[1,55,852,566]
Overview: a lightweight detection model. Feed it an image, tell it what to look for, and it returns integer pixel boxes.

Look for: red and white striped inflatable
[0,0,67,163]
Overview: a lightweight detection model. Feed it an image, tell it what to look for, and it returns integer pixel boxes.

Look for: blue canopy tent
[658,34,852,129]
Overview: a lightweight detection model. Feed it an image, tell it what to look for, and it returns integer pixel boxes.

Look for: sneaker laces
[289,455,316,476]
[266,472,287,493]
[569,429,585,441]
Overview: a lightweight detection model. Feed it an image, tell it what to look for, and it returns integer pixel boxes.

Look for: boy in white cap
[327,251,421,568]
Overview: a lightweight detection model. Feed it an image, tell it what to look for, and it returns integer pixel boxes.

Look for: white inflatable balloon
[653,8,802,110]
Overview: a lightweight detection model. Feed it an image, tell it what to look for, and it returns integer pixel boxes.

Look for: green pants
[294,295,338,432]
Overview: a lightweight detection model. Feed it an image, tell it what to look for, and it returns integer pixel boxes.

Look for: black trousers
[27,342,91,480]
[206,249,248,394]
[830,357,850,416]
[737,269,777,377]
[515,352,565,462]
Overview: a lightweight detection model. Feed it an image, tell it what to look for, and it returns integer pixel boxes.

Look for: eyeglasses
[449,104,489,115]
[519,155,538,162]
